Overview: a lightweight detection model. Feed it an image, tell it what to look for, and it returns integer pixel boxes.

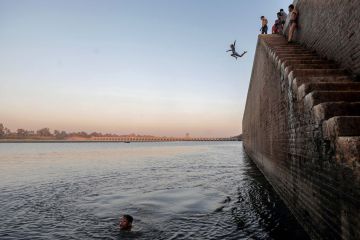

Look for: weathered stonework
[289,0,360,77]
[243,34,360,240]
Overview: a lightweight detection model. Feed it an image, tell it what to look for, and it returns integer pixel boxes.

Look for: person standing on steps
[279,8,287,26]
[272,12,283,34]
[260,16,268,34]
[288,4,298,43]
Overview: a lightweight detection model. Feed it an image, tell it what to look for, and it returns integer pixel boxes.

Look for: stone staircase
[262,34,360,165]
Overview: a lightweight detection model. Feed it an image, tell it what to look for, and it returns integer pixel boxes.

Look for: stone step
[270,43,304,47]
[276,52,316,56]
[263,35,285,39]
[281,56,322,61]
[313,102,360,123]
[292,69,347,77]
[273,48,313,52]
[263,40,285,44]
[270,44,304,47]
[264,39,288,43]
[293,76,352,89]
[298,82,360,99]
[304,91,360,108]
[274,48,309,51]
[283,60,334,66]
[263,38,287,43]
[274,47,313,51]
[271,47,309,52]
[334,136,360,165]
[323,116,360,139]
[268,39,299,42]
[277,53,318,58]
[274,49,314,53]
[289,64,339,70]
[268,42,295,46]
[274,52,311,56]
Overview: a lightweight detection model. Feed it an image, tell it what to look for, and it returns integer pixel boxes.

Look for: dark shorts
[261,25,268,34]
[290,19,297,25]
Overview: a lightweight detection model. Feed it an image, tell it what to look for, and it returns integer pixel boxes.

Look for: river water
[0,142,309,240]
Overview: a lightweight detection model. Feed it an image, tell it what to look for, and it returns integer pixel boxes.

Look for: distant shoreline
[0,139,241,143]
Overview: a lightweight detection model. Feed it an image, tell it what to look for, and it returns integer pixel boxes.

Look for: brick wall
[242,36,360,239]
[290,0,360,77]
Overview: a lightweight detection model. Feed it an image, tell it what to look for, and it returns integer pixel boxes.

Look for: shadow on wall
[240,151,311,240]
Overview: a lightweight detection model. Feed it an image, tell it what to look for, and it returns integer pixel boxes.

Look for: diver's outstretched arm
[233,40,236,47]
[226,49,232,52]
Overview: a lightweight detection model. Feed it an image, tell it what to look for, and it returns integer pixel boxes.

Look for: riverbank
[0,139,241,143]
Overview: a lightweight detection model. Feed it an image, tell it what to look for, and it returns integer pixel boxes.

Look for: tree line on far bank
[0,123,149,140]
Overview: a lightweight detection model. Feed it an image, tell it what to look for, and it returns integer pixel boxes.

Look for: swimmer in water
[119,214,133,231]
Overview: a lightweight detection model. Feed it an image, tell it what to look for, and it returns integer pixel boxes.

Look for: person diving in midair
[226,40,247,60]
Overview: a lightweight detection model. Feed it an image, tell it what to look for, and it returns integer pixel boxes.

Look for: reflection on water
[0,142,309,240]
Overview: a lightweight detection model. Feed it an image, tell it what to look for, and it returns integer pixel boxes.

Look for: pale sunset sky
[0,0,290,137]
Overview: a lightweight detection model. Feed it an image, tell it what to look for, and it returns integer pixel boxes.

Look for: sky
[0,0,290,137]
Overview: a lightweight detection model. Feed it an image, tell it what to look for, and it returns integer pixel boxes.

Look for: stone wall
[290,0,360,77]
[242,34,360,240]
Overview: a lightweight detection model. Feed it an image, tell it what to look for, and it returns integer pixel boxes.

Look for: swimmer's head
[119,214,133,231]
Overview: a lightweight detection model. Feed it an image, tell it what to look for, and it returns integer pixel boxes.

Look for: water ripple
[0,142,309,240]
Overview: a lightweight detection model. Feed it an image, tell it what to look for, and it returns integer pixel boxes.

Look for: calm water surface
[0,142,309,240]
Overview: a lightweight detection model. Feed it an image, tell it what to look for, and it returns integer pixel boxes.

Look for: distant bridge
[90,136,240,142]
